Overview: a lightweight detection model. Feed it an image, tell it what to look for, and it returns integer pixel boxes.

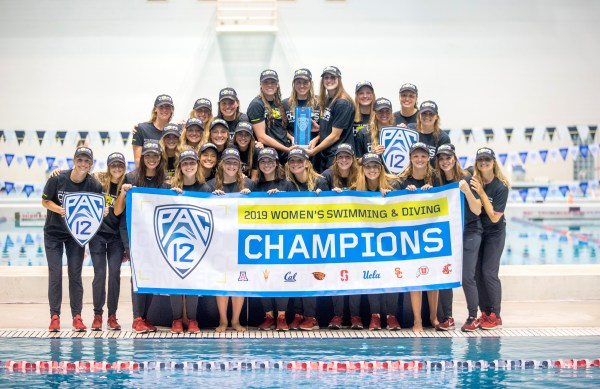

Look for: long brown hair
[435,154,467,184]
[170,151,206,189]
[332,155,360,189]
[398,157,435,186]
[285,159,323,191]
[288,79,318,113]
[135,155,166,188]
[259,86,288,129]
[473,159,511,189]
[233,132,256,172]
[318,78,354,113]
[215,160,246,191]
[354,86,375,123]
[416,113,443,142]
[257,160,286,183]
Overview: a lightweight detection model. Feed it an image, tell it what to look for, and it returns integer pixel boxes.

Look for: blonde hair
[331,155,359,189]
[189,108,214,124]
[233,132,256,172]
[170,155,205,190]
[416,113,443,142]
[215,160,246,191]
[473,159,511,189]
[148,107,174,124]
[259,86,289,129]
[285,159,323,191]
[159,135,182,175]
[318,78,354,114]
[180,125,209,152]
[398,157,436,186]
[368,110,395,147]
[288,79,318,113]
[93,169,125,199]
[351,165,397,196]
[354,87,375,123]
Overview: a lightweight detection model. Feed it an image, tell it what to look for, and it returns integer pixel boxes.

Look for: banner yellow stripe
[238,198,448,224]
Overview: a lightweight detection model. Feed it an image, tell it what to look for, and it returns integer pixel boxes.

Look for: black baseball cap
[409,142,429,155]
[154,94,174,107]
[107,152,126,166]
[436,144,456,157]
[476,147,496,160]
[221,148,241,161]
[257,147,278,161]
[161,123,181,138]
[219,87,238,102]
[210,118,229,131]
[321,66,341,78]
[335,143,355,156]
[193,98,212,111]
[374,98,393,111]
[74,147,93,160]
[399,83,418,94]
[179,149,199,163]
[293,68,312,81]
[361,153,382,166]
[288,148,309,161]
[141,140,161,155]
[355,80,373,93]
[260,69,279,82]
[235,121,253,135]
[420,100,438,115]
[199,143,218,154]
[185,117,204,130]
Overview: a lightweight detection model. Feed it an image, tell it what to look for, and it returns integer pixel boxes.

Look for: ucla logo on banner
[154,205,214,279]
[63,193,105,247]
[379,127,419,174]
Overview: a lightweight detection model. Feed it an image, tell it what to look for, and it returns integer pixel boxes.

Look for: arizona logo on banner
[379,127,419,174]
[63,193,105,247]
[127,184,463,297]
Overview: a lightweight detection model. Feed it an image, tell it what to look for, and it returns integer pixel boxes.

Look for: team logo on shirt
[63,193,106,247]
[379,127,419,174]
[154,205,214,279]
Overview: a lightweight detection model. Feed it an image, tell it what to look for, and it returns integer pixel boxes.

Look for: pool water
[1,337,599,388]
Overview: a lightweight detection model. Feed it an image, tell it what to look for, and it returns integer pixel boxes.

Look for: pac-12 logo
[154,205,214,279]
[379,127,419,174]
[63,193,105,247]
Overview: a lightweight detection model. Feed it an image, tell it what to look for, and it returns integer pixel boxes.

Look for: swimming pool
[1,337,599,388]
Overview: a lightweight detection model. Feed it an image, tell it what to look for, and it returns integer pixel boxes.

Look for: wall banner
[127,183,464,297]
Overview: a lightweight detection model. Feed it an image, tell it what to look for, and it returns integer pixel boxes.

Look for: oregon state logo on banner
[63,193,105,247]
[154,205,214,279]
[379,127,419,174]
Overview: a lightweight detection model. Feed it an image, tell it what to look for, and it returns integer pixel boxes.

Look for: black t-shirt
[355,128,373,157]
[223,112,250,139]
[398,174,441,189]
[282,98,321,139]
[42,170,103,240]
[352,113,371,136]
[255,179,296,193]
[480,177,508,233]
[132,122,162,146]
[234,145,258,177]
[288,176,330,192]
[418,131,451,162]
[442,175,482,234]
[318,98,356,161]
[166,156,176,178]
[247,96,290,160]
[393,111,418,127]
[201,177,256,193]
[98,181,121,237]
[182,181,204,192]
[321,168,350,190]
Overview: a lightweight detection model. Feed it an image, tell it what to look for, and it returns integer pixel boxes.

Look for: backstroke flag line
[127,183,464,297]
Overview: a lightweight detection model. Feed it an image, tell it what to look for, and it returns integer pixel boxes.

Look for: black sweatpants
[89,233,124,316]
[476,228,505,317]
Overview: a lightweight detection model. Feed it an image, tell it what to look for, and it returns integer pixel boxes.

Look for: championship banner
[127,184,464,297]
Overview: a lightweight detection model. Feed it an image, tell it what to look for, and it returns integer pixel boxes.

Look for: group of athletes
[41,66,510,334]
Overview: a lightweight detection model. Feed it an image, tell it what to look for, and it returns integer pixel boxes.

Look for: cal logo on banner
[63,193,105,246]
[379,127,418,174]
[154,205,214,279]
[294,106,312,147]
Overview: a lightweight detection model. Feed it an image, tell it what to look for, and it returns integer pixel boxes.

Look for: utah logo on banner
[63,193,105,247]
[154,205,214,279]
[379,127,419,174]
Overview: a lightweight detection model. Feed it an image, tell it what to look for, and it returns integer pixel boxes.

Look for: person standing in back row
[132,94,174,167]
[394,83,419,128]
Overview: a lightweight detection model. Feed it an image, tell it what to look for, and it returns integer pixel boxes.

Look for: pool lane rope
[2,359,600,373]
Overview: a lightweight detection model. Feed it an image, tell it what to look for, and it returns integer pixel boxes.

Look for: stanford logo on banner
[379,127,418,174]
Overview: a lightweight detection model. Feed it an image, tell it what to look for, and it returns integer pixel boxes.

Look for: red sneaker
[187,320,200,334]
[369,314,381,330]
[72,314,87,332]
[107,315,121,330]
[132,317,148,334]
[143,319,157,332]
[386,315,401,330]
[289,314,303,330]
[350,316,363,330]
[478,312,489,324]
[48,315,60,332]
[436,317,455,331]
[461,317,480,332]
[276,315,289,331]
[299,316,319,331]
[171,319,183,334]
[91,314,102,331]
[328,315,343,329]
[481,313,502,330]
[258,315,275,330]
